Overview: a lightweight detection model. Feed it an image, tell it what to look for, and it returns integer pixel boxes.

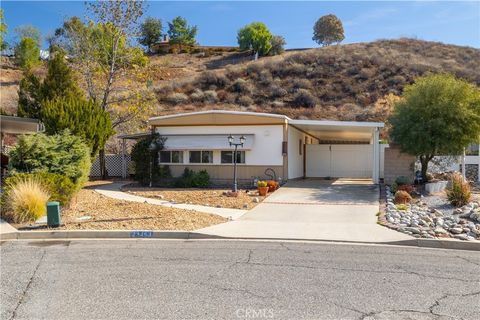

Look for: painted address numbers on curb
[130,231,153,238]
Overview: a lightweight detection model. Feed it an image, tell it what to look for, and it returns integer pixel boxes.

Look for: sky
[1,1,479,49]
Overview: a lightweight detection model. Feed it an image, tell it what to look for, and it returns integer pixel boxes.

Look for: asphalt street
[1,240,479,320]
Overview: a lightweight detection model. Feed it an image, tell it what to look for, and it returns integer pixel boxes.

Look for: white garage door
[306,144,373,178]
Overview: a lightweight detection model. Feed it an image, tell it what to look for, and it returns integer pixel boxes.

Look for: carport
[289,120,384,183]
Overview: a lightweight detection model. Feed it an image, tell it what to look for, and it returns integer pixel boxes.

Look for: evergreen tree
[17,72,42,118]
[139,17,163,52]
[17,49,83,119]
[42,49,82,101]
[14,37,40,70]
[167,16,198,47]
[42,97,114,157]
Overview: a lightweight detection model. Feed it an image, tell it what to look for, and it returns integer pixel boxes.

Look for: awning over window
[162,134,254,150]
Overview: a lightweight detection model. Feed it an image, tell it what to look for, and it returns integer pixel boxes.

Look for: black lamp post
[228,135,245,192]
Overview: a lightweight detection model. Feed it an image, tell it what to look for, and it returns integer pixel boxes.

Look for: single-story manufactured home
[118,110,384,185]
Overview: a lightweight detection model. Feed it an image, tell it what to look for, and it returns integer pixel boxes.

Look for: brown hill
[155,38,480,122]
[1,38,478,143]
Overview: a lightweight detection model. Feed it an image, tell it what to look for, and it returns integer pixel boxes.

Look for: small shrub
[269,85,287,98]
[293,89,317,108]
[166,92,189,105]
[246,63,262,77]
[395,176,411,186]
[291,78,312,91]
[237,95,254,106]
[174,168,210,188]
[447,174,471,207]
[394,190,412,204]
[203,90,218,103]
[158,165,172,179]
[397,184,414,194]
[284,63,307,76]
[196,71,228,88]
[190,88,205,103]
[4,172,76,207]
[267,180,279,192]
[8,131,91,191]
[258,70,273,85]
[193,170,210,187]
[4,177,50,223]
[232,78,252,94]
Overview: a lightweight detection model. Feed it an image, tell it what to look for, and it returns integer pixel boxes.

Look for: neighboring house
[428,143,480,182]
[462,143,480,182]
[118,110,384,185]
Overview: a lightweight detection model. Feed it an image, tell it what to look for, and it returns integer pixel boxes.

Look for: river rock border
[378,186,480,241]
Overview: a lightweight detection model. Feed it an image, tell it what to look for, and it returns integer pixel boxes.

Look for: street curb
[2,230,479,251]
[1,230,224,240]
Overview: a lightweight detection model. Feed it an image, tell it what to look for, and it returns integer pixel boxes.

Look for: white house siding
[155,125,284,166]
[287,126,319,179]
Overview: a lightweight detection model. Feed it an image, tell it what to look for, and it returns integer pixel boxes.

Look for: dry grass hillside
[155,38,480,122]
[1,38,478,140]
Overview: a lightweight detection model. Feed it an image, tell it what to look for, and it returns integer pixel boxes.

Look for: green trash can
[47,202,61,227]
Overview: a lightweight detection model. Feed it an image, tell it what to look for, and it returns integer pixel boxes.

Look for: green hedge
[174,168,210,188]
[8,130,91,191]
[3,172,77,207]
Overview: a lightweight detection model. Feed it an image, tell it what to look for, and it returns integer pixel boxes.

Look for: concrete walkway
[93,182,247,220]
[0,218,17,237]
[198,179,413,243]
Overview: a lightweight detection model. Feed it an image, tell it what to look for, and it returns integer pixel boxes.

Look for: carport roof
[289,119,383,142]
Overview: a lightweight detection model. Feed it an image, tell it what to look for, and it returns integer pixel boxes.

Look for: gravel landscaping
[123,186,266,210]
[380,186,480,241]
[15,187,227,231]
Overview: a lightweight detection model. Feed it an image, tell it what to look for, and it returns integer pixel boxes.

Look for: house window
[299,139,302,155]
[221,151,245,164]
[189,151,213,163]
[159,151,183,163]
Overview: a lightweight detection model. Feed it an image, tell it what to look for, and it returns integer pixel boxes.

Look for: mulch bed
[15,188,227,231]
[123,186,266,210]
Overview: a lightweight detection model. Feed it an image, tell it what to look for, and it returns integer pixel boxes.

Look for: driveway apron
[197,179,412,243]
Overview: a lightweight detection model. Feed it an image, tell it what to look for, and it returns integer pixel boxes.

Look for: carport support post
[372,128,380,184]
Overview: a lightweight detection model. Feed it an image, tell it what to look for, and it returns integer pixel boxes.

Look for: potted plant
[257,180,269,196]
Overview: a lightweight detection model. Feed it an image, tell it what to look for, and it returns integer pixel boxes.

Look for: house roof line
[148,110,289,122]
[148,110,384,128]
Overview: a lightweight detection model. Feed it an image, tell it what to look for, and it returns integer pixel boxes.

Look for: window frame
[189,150,213,164]
[221,150,246,164]
[159,150,183,164]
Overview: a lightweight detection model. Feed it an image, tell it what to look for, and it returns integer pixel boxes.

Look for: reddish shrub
[394,191,412,204]
[267,180,279,192]
[397,184,414,194]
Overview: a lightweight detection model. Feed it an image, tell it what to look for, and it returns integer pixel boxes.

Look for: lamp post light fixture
[228,135,245,192]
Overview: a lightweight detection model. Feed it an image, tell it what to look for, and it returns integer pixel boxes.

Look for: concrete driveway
[198,179,412,243]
